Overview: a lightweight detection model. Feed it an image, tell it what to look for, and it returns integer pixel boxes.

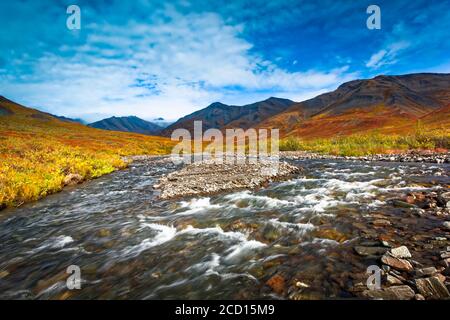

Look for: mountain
[258,73,450,138]
[54,115,86,124]
[161,97,295,136]
[89,116,163,135]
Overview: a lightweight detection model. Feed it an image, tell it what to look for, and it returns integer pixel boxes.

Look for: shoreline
[2,150,449,211]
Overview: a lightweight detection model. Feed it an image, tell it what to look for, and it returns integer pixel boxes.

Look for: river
[0,158,448,299]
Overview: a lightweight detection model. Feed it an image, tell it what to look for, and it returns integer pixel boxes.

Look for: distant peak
[208,102,228,108]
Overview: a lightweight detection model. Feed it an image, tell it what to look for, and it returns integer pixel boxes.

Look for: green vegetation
[280,127,450,156]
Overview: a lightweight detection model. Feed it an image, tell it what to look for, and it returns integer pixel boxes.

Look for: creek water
[0,158,448,299]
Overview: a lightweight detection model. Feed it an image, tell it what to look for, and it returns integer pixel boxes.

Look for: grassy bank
[279,128,450,156]
[0,103,175,208]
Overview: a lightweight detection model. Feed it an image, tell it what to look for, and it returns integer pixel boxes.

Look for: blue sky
[1,0,449,122]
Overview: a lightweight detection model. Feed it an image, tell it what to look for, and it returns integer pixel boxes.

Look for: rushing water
[0,158,448,299]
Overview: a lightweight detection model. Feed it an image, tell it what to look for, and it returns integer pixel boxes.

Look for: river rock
[362,285,415,300]
[415,267,438,278]
[381,253,413,272]
[443,221,450,231]
[386,274,403,285]
[390,246,412,259]
[415,294,425,300]
[415,276,450,299]
[354,246,388,257]
[266,274,285,294]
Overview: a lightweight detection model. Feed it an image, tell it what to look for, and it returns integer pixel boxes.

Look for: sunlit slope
[259,73,450,138]
[0,96,175,208]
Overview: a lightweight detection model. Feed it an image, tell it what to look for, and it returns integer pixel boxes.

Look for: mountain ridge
[88,116,163,135]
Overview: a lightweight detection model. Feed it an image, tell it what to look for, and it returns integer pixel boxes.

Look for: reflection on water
[0,158,448,299]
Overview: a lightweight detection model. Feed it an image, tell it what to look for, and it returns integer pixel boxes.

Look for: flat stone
[386,275,403,285]
[362,285,415,300]
[390,246,412,259]
[415,267,438,278]
[392,200,417,208]
[415,276,450,299]
[372,219,391,227]
[381,254,414,272]
[354,246,388,257]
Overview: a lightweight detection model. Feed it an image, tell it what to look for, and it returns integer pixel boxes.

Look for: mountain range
[88,116,164,136]
[2,73,449,140]
[161,97,295,136]
[162,73,450,138]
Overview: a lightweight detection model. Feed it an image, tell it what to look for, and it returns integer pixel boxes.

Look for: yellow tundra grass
[0,98,176,208]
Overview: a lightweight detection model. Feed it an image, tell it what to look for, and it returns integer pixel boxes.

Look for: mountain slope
[259,73,450,138]
[0,96,174,208]
[89,116,162,135]
[161,97,295,136]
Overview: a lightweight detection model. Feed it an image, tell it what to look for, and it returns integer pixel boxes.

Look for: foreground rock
[415,276,450,299]
[362,285,415,300]
[154,159,302,200]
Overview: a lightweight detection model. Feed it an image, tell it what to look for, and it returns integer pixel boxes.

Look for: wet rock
[441,192,450,202]
[386,274,403,285]
[266,274,285,294]
[415,276,450,299]
[381,253,413,272]
[372,219,391,227]
[391,200,417,209]
[97,229,111,237]
[362,285,415,300]
[312,228,348,243]
[354,246,388,257]
[443,221,450,231]
[415,294,425,300]
[415,267,438,278]
[390,246,412,259]
[63,173,83,186]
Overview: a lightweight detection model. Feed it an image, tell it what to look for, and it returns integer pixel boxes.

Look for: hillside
[258,73,450,138]
[161,97,295,136]
[0,96,175,208]
[89,116,163,135]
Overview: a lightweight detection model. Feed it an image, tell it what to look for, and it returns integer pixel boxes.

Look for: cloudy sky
[1,0,449,122]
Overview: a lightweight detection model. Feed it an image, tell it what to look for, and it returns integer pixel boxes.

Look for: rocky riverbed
[0,157,448,300]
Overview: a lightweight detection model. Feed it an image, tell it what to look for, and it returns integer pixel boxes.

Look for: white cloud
[366,41,410,69]
[2,8,354,122]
